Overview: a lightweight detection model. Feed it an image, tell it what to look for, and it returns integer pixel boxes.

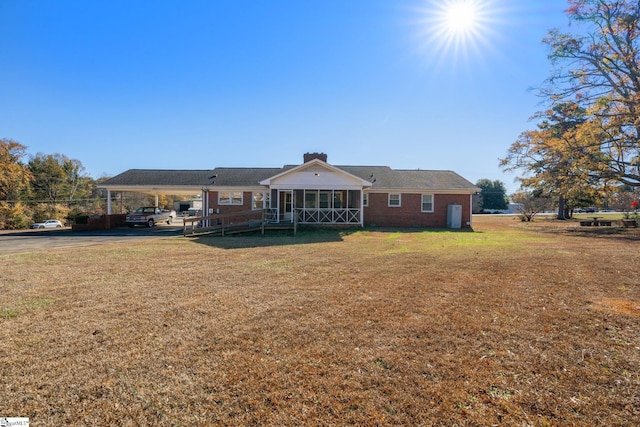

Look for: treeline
[1,138,160,230]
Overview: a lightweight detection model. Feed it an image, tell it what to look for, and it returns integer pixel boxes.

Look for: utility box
[447,204,462,229]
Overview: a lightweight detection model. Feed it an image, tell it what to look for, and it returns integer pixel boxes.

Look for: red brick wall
[208,190,472,228]
[364,193,472,228]
[209,191,254,214]
[71,214,127,231]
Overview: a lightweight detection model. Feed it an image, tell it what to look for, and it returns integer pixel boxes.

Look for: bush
[65,207,89,225]
[31,203,70,225]
[74,215,90,225]
[0,202,33,230]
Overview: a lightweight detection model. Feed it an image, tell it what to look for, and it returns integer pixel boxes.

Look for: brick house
[99,153,479,229]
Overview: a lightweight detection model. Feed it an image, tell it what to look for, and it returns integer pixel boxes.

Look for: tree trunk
[557,195,567,220]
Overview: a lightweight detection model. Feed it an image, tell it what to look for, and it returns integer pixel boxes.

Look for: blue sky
[0,0,570,193]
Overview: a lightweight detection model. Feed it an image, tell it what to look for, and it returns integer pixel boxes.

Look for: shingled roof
[338,166,477,191]
[100,165,478,192]
[100,169,215,187]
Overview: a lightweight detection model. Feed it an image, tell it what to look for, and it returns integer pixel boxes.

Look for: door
[279,190,293,222]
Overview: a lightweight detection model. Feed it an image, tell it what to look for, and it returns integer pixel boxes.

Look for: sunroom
[259,159,372,226]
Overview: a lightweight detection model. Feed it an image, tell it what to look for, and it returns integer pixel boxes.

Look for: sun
[414,0,500,67]
[444,1,479,34]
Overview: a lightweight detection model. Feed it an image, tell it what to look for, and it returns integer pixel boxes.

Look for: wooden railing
[182,209,297,236]
[295,207,361,224]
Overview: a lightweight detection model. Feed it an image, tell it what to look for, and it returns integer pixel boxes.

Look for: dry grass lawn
[1,216,639,426]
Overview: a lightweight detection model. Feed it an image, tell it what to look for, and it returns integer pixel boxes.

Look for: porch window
[388,193,401,207]
[252,192,269,210]
[305,191,317,208]
[219,191,243,205]
[421,194,434,212]
[348,190,361,208]
[319,191,331,209]
[333,191,345,208]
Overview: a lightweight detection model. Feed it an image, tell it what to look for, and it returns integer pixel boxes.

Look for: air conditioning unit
[447,204,462,229]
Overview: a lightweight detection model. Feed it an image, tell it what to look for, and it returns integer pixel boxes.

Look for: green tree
[29,153,87,204]
[541,0,640,187]
[0,138,32,201]
[475,179,508,211]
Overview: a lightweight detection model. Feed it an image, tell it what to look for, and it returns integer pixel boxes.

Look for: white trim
[388,193,401,207]
[367,188,476,195]
[259,158,373,187]
[218,191,243,205]
[251,191,268,210]
[421,194,434,213]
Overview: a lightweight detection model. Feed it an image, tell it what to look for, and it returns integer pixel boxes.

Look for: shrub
[0,202,33,230]
[31,203,70,224]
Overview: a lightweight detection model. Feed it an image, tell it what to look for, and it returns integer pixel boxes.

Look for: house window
[421,194,434,212]
[363,193,369,207]
[388,193,401,207]
[219,191,243,205]
[252,192,268,210]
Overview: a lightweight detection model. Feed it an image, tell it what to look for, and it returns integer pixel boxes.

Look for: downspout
[203,189,209,228]
[107,189,112,215]
[360,189,365,226]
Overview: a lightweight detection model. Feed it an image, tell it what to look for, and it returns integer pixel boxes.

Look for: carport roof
[100,169,215,187]
[98,169,215,195]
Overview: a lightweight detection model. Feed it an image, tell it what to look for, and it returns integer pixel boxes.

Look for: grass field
[1,216,639,426]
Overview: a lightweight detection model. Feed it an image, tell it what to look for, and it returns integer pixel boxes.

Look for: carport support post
[155,194,159,208]
[107,190,112,215]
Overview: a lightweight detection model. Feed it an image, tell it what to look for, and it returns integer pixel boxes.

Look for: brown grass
[1,216,639,426]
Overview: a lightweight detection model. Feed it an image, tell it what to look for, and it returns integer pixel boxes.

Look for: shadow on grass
[189,226,476,249]
[526,220,640,242]
[189,227,352,249]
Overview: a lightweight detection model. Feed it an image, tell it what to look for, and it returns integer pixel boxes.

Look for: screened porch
[267,189,364,225]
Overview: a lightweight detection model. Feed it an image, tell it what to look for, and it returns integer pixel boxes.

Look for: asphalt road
[0,223,184,255]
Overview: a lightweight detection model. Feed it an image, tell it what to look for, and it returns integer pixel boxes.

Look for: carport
[98,169,216,216]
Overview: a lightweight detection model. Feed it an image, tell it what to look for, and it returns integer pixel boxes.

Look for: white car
[32,219,63,229]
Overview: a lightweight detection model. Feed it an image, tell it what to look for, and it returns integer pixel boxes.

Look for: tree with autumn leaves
[502,0,640,216]
[1,138,181,229]
[501,103,612,218]
[0,138,107,229]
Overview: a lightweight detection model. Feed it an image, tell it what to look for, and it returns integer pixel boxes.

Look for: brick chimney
[303,152,328,163]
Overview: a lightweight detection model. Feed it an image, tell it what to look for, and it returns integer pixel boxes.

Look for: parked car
[126,207,177,227]
[32,219,63,229]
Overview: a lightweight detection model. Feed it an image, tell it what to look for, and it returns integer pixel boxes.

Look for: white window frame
[388,193,401,207]
[219,191,243,205]
[252,192,268,210]
[421,194,434,212]
[363,192,369,207]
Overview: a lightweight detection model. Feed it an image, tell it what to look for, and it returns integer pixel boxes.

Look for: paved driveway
[0,224,184,255]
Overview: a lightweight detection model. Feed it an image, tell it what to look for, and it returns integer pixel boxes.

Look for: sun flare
[414,0,500,67]
[444,1,479,35]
